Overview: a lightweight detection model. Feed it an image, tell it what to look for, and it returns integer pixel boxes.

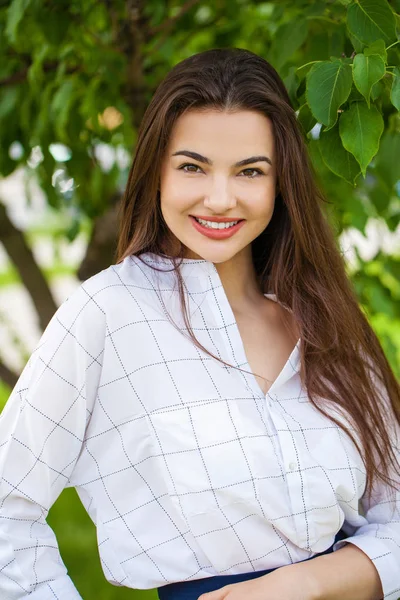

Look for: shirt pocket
[146,398,262,521]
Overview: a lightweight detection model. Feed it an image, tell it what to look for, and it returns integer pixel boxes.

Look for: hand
[197,562,319,600]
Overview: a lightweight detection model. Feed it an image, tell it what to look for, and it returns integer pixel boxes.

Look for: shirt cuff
[16,575,83,600]
[333,534,400,600]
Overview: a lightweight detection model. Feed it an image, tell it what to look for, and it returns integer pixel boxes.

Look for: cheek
[245,182,276,219]
[160,172,199,213]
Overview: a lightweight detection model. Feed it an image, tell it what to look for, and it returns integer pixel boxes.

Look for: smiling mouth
[190,216,245,228]
[190,215,245,223]
[189,215,246,238]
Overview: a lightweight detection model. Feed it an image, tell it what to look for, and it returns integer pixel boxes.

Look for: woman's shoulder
[46,255,146,337]
[64,255,145,312]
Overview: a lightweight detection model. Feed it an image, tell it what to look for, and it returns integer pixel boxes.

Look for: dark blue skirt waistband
[157,529,347,600]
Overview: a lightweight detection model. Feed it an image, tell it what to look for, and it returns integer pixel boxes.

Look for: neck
[213,247,264,309]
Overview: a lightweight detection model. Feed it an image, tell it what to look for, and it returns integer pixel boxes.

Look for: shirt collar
[135,251,221,295]
[132,251,301,393]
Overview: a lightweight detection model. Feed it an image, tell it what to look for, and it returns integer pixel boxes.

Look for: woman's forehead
[167,109,275,159]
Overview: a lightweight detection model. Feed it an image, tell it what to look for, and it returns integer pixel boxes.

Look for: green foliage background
[0,0,399,598]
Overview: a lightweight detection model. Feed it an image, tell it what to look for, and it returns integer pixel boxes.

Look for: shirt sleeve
[0,282,106,599]
[333,373,400,600]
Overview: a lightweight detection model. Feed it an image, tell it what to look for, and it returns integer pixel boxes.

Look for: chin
[186,246,241,264]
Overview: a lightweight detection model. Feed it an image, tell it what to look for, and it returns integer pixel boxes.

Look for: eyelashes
[177,163,265,178]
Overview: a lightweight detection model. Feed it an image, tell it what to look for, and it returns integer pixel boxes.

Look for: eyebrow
[171,150,272,167]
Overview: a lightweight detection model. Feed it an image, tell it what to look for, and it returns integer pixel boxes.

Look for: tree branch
[77,193,121,281]
[0,202,58,332]
[119,0,149,128]
[0,359,18,390]
[0,63,80,88]
[0,66,29,87]
[77,1,150,278]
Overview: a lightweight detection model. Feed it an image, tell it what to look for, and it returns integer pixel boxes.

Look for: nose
[203,175,237,212]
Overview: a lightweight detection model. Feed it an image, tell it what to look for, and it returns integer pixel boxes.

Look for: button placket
[266,401,313,548]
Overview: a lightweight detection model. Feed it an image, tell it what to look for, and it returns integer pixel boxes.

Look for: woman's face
[159,109,277,263]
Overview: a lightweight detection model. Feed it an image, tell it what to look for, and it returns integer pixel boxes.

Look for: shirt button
[288,461,297,471]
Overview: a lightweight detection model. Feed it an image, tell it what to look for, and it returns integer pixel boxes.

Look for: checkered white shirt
[0,252,399,599]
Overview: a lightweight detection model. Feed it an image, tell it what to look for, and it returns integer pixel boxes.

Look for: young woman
[0,48,399,600]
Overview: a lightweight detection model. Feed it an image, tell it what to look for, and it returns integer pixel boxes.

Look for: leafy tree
[0,0,399,373]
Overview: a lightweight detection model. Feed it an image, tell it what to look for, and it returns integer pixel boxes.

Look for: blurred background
[0,0,399,598]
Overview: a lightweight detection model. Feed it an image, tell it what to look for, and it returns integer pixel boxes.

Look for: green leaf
[349,32,365,53]
[387,213,400,232]
[38,7,70,46]
[369,179,391,214]
[364,39,387,63]
[297,103,317,134]
[307,138,325,174]
[50,78,79,142]
[306,59,352,128]
[27,44,51,91]
[352,53,385,107]
[5,0,32,43]
[386,258,400,282]
[371,80,384,101]
[374,131,400,188]
[32,82,57,140]
[347,86,365,102]
[65,219,81,243]
[368,281,396,317]
[283,66,300,106]
[319,123,361,184]
[347,0,396,45]
[296,77,307,104]
[0,87,19,120]
[346,196,369,232]
[390,67,400,111]
[339,101,384,176]
[269,19,308,71]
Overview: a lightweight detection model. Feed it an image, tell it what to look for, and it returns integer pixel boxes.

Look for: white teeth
[194,217,240,229]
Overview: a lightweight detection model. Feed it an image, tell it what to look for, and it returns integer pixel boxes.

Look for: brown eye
[179,163,202,173]
[240,168,263,178]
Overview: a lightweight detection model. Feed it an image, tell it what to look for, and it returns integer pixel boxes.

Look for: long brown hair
[116,47,400,504]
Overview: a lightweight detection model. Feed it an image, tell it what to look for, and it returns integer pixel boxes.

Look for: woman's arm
[293,542,384,600]
[0,284,106,599]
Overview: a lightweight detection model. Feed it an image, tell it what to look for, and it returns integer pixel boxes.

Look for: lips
[189,215,245,240]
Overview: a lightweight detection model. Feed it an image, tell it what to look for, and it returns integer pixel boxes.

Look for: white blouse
[0,251,399,600]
